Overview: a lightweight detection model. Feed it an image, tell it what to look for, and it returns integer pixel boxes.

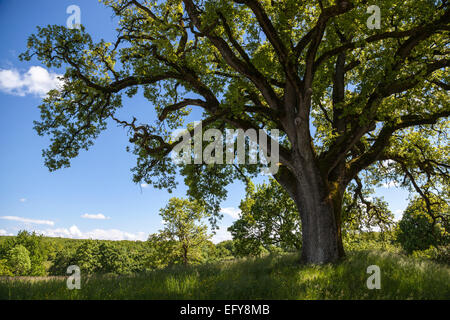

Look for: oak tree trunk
[277,154,345,264]
[182,244,188,265]
[293,188,345,264]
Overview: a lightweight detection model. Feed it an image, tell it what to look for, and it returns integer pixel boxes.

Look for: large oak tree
[21,0,449,264]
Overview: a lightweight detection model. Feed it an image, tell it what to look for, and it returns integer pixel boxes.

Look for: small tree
[49,248,76,276]
[73,240,102,274]
[396,196,449,254]
[145,233,177,268]
[215,240,236,257]
[98,242,133,274]
[159,197,210,265]
[14,231,49,276]
[8,245,32,276]
[229,179,301,256]
[1,231,49,276]
[0,259,13,276]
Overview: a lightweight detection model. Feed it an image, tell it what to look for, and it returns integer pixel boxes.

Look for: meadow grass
[0,250,448,300]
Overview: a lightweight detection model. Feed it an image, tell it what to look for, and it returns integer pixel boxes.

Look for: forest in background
[0,178,448,278]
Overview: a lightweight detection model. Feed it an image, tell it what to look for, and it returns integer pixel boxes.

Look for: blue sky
[0,0,410,242]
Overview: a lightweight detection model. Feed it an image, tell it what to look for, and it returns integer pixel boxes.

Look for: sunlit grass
[1,250,449,300]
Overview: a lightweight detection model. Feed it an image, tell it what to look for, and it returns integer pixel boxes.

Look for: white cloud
[19,198,27,203]
[220,207,241,220]
[69,225,83,237]
[0,229,13,236]
[81,213,110,220]
[0,215,54,226]
[0,66,63,97]
[83,229,146,241]
[211,226,233,244]
[140,183,149,188]
[381,181,399,188]
[39,225,82,238]
[37,225,147,241]
[393,209,404,221]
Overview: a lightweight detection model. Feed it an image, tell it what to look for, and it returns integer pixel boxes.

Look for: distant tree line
[0,185,448,277]
[0,230,236,276]
[0,197,234,276]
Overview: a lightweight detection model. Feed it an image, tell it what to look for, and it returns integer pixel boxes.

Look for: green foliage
[344,231,399,253]
[230,179,301,256]
[7,245,32,276]
[396,196,449,254]
[145,234,179,269]
[158,197,210,265]
[48,239,155,275]
[411,245,450,265]
[341,188,395,235]
[97,243,134,274]
[0,231,49,276]
[0,259,13,276]
[0,220,235,277]
[48,248,76,275]
[72,240,102,274]
[215,240,236,256]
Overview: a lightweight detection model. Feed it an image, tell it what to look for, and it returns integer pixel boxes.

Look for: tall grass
[1,250,449,300]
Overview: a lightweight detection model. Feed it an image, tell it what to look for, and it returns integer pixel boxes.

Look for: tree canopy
[396,195,449,254]
[158,197,210,265]
[229,179,302,255]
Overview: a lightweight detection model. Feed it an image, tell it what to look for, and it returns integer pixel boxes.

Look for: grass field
[1,250,449,300]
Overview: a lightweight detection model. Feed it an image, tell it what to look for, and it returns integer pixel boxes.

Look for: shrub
[396,197,448,254]
[412,245,450,265]
[48,248,76,275]
[0,231,49,276]
[72,240,102,274]
[97,243,133,275]
[0,259,13,276]
[8,245,31,276]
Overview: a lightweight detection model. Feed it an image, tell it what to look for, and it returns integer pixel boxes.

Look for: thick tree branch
[183,0,282,110]
[345,109,450,183]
